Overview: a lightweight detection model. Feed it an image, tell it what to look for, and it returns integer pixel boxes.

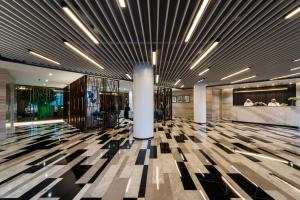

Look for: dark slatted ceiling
[0,0,300,87]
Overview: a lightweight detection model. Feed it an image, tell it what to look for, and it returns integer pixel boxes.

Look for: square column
[193,83,206,123]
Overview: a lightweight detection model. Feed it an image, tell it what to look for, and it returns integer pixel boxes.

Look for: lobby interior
[0,0,300,199]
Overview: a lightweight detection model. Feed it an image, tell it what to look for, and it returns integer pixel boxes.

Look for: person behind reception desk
[268,98,280,106]
[244,98,254,106]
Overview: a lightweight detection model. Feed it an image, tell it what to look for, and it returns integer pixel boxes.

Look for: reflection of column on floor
[133,63,153,139]
[0,69,15,138]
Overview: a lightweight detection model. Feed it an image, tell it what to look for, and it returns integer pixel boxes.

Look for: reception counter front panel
[225,106,300,127]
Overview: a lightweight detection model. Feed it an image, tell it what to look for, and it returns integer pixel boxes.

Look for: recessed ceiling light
[185,0,210,42]
[290,66,300,71]
[221,67,250,80]
[49,73,53,76]
[293,58,300,62]
[64,41,104,69]
[180,85,184,88]
[118,0,126,8]
[45,79,49,82]
[285,6,300,19]
[43,83,46,86]
[198,68,210,76]
[152,51,157,65]
[190,42,219,70]
[155,74,159,84]
[29,51,60,65]
[62,6,99,44]
[174,79,181,86]
[231,75,256,84]
[126,74,132,80]
[270,72,300,80]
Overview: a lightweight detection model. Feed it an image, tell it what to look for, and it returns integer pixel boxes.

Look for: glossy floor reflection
[0,119,300,199]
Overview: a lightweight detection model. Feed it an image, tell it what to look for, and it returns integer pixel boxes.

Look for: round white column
[194,83,206,123]
[133,63,154,139]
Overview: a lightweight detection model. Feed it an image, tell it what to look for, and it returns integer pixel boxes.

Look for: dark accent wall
[68,76,87,130]
[233,84,296,106]
[66,75,120,131]
[155,88,172,121]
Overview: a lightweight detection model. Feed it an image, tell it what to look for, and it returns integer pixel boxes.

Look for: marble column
[193,83,206,123]
[296,82,300,106]
[0,69,14,139]
[133,63,153,139]
[0,79,6,136]
[296,83,300,127]
[207,88,221,122]
[221,88,233,120]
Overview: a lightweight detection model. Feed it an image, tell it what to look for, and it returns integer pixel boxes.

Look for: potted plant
[288,97,299,106]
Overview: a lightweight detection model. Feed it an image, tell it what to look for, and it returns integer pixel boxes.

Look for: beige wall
[172,88,222,122]
[172,89,193,119]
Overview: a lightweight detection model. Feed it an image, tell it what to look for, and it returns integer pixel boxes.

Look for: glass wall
[16,85,64,121]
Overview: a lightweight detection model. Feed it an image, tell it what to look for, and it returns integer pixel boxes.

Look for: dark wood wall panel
[69,76,87,131]
[233,85,296,106]
[155,87,172,121]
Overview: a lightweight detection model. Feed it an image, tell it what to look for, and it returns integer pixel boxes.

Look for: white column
[194,83,206,123]
[133,63,153,139]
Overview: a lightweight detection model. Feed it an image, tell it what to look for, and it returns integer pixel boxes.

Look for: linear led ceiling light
[64,41,104,69]
[290,66,300,71]
[185,0,210,42]
[234,88,288,94]
[231,75,256,84]
[293,58,300,62]
[118,0,126,8]
[174,79,181,86]
[198,68,210,76]
[126,74,132,79]
[155,74,159,84]
[180,85,184,88]
[62,6,99,44]
[29,51,60,65]
[152,51,157,65]
[270,72,300,80]
[221,67,250,80]
[285,6,300,19]
[190,42,219,70]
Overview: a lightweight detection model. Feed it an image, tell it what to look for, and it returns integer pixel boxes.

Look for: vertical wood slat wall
[65,75,120,131]
[68,76,87,131]
[155,87,172,121]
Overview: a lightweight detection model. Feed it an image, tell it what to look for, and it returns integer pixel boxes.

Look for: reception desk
[224,106,300,127]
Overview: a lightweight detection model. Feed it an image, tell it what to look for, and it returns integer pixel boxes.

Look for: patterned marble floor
[0,119,300,200]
